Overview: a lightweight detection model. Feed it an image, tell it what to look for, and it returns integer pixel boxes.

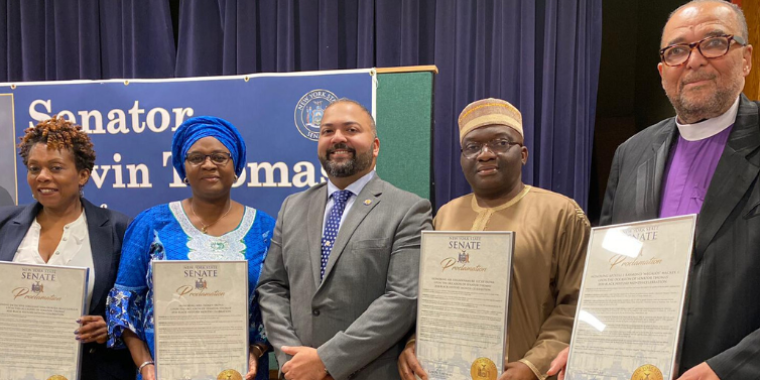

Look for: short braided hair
[18,116,96,172]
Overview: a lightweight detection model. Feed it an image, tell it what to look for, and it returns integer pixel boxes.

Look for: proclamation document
[565,215,697,380]
[416,231,514,380]
[0,262,88,380]
[153,260,249,380]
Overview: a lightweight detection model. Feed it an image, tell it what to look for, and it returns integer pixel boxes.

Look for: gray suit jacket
[600,94,760,379]
[257,175,432,380]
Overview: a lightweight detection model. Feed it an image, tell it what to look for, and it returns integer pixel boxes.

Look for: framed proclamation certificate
[0,262,89,380]
[565,215,697,380]
[416,231,514,380]
[153,260,249,380]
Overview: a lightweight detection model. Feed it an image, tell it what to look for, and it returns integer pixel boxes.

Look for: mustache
[681,73,716,86]
[327,143,356,156]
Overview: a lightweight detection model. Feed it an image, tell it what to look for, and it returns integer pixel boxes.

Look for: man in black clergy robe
[550,1,760,379]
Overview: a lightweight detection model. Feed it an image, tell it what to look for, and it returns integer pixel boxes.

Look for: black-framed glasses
[461,138,522,159]
[185,152,232,166]
[660,34,747,67]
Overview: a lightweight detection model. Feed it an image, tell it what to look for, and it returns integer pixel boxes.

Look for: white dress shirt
[322,170,375,235]
[13,210,96,309]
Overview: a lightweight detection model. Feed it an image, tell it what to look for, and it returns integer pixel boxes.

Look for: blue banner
[1,70,374,217]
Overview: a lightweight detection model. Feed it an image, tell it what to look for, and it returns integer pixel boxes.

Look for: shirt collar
[326,170,375,199]
[676,96,740,141]
[31,209,88,241]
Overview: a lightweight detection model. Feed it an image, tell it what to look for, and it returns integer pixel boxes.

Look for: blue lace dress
[106,202,275,379]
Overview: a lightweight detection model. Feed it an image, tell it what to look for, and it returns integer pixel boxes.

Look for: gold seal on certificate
[217,369,243,380]
[565,215,697,380]
[470,357,497,380]
[416,232,513,379]
[47,376,68,380]
[631,364,663,380]
[153,260,249,379]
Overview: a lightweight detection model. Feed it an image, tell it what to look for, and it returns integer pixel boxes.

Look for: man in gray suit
[258,99,432,380]
[549,1,760,379]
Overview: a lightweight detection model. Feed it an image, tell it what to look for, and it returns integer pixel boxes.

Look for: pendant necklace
[190,199,232,234]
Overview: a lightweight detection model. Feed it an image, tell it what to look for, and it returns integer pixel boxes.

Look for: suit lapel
[636,121,677,220]
[83,199,114,314]
[308,185,328,288]
[0,203,41,261]
[694,96,760,261]
[319,177,383,287]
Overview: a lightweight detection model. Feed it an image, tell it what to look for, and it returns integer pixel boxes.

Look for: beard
[319,143,374,178]
[669,72,743,123]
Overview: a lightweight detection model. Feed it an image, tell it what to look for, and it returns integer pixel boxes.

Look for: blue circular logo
[294,89,339,141]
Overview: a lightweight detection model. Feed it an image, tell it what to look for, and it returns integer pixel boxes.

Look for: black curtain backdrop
[1,0,602,212]
[0,0,175,80]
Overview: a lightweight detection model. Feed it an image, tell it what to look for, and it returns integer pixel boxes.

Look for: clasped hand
[281,346,330,380]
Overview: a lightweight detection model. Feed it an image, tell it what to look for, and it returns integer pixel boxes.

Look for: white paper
[566,215,697,380]
[416,231,513,380]
[0,262,88,380]
[153,260,249,380]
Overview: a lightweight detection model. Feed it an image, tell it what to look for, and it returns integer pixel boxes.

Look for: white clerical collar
[675,96,740,141]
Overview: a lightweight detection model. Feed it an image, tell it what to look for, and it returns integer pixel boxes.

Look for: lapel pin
[364,199,372,206]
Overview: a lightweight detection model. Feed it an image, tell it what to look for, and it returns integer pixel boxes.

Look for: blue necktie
[321,190,352,279]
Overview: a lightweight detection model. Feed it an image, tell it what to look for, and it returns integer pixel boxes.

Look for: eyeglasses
[185,152,232,166]
[461,138,522,159]
[660,34,746,67]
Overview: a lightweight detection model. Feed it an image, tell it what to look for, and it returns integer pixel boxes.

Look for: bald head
[323,98,377,137]
[663,0,747,46]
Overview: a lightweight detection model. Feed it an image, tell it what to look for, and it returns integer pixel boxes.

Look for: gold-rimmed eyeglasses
[461,138,522,159]
[660,34,747,67]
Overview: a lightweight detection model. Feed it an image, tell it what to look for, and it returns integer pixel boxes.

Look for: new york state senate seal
[470,357,497,380]
[631,364,663,380]
[294,89,339,141]
[218,369,243,380]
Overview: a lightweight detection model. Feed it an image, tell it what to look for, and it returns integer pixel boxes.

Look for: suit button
[89,348,96,354]
[312,309,320,316]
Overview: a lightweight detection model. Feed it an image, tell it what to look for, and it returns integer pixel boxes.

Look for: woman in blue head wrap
[106,116,275,380]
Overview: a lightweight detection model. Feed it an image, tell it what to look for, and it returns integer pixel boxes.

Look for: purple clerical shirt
[659,125,733,218]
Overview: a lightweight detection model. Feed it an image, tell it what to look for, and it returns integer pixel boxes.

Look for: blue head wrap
[171,116,247,180]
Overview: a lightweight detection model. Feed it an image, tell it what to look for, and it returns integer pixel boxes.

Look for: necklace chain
[190,199,232,234]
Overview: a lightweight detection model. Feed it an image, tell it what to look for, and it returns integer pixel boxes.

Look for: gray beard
[320,147,373,178]
[671,80,742,123]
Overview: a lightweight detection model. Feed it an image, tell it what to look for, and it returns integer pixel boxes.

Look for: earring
[80,185,85,198]
[234,175,238,181]
[183,178,189,184]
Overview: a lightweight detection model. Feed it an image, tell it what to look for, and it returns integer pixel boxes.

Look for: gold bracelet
[251,344,265,359]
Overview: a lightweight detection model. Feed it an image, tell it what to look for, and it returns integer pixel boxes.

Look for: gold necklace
[190,199,232,234]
